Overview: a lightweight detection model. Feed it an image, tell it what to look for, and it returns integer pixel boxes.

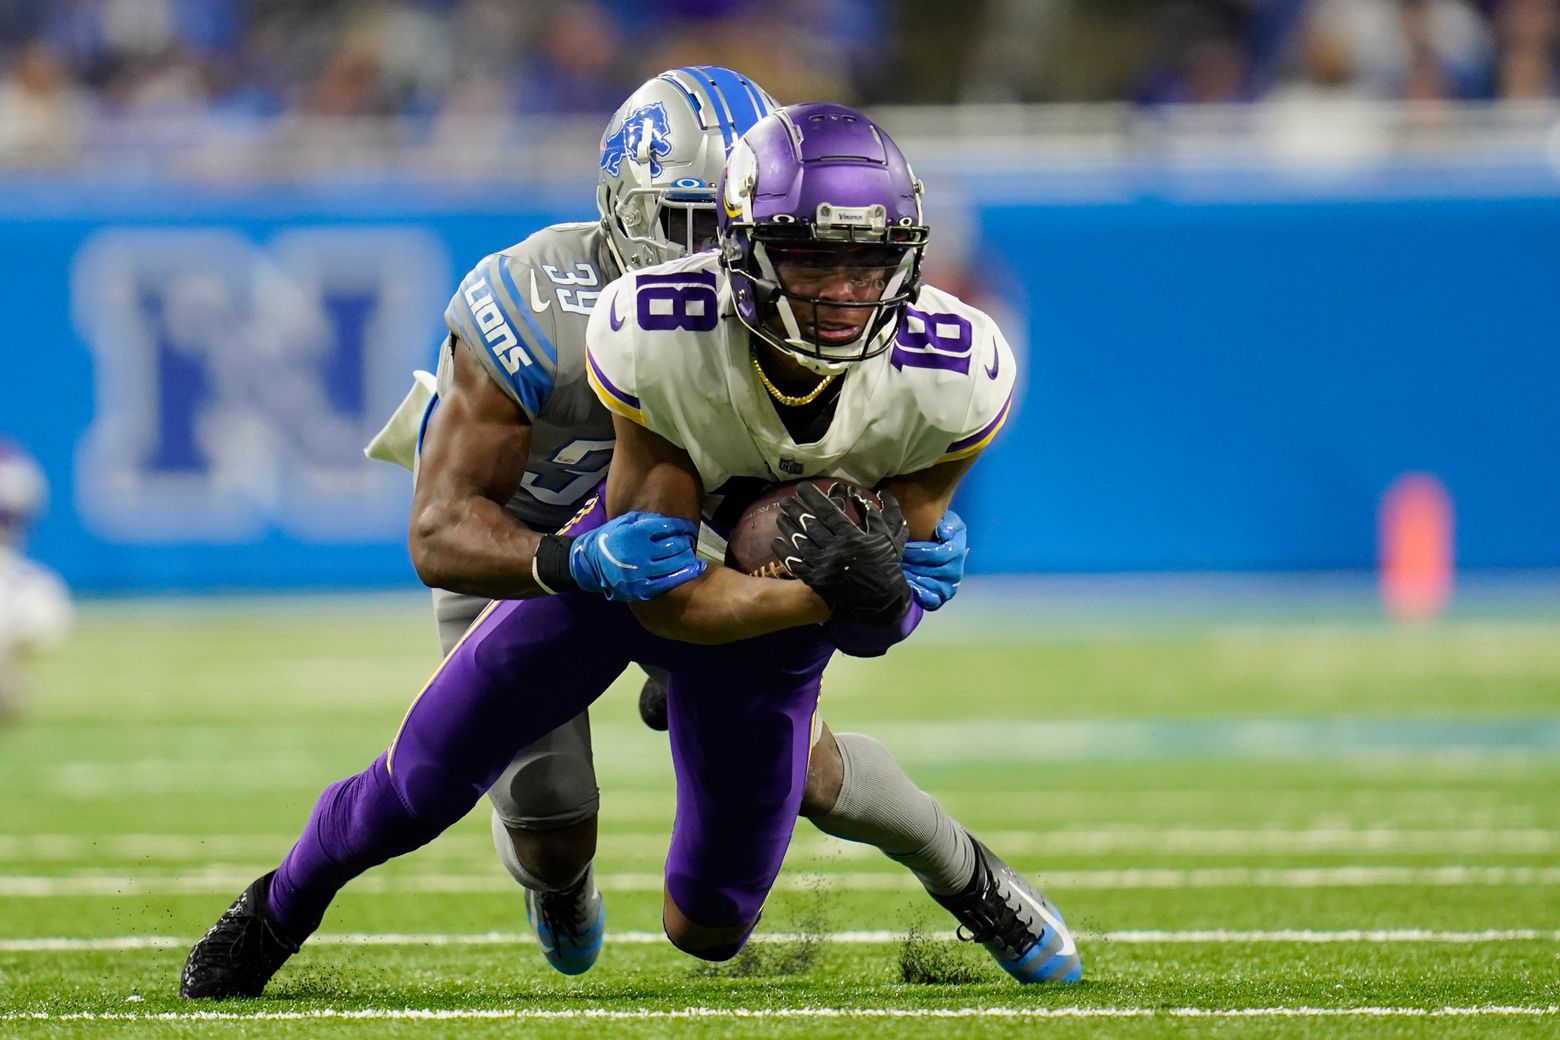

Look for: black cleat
[180,871,301,998]
[638,670,669,732]
[933,838,1082,983]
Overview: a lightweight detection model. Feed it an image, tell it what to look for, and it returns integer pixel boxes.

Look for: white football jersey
[0,545,72,654]
[585,252,1016,522]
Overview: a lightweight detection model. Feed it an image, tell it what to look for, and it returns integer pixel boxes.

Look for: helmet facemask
[733,212,917,374]
[603,181,722,269]
[726,204,929,376]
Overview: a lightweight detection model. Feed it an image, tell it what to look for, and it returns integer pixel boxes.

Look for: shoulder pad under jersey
[887,284,1018,464]
[444,225,614,419]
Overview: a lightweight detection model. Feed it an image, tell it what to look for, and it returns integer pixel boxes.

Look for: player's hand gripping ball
[723,478,880,578]
[773,481,914,627]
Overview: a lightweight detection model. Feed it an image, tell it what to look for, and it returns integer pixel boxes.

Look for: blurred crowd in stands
[977,0,1560,105]
[1,0,1558,164]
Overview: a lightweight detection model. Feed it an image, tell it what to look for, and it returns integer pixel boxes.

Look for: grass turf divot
[897,921,987,985]
[693,878,832,978]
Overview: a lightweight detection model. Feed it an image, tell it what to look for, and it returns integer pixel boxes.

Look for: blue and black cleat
[934,837,1082,984]
[525,866,605,976]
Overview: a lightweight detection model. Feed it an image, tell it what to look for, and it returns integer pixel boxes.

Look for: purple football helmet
[718,103,930,374]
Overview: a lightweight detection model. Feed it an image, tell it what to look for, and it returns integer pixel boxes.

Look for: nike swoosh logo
[984,349,1000,380]
[528,270,552,313]
[608,294,625,331]
[598,540,638,570]
[1010,879,1077,957]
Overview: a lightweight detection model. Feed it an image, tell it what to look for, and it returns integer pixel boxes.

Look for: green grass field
[2,590,1558,1038]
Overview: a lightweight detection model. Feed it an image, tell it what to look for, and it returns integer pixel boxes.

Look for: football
[723,477,881,578]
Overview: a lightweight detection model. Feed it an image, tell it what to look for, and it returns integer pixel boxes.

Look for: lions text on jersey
[428,223,620,532]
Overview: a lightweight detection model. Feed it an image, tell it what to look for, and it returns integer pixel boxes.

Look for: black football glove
[772,481,912,626]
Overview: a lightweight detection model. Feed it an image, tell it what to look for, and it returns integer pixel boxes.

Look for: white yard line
[3,828,1554,861]
[5,865,1560,897]
[3,1006,1556,1022]
[1096,929,1560,943]
[6,929,1560,953]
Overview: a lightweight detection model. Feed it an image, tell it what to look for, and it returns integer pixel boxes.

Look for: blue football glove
[900,509,968,611]
[567,512,705,602]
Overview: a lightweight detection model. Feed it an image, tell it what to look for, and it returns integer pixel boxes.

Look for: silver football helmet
[597,66,778,272]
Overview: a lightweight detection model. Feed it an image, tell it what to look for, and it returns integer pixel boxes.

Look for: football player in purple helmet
[721,103,931,374]
[179,101,1078,1002]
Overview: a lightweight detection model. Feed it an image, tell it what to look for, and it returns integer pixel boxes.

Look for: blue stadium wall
[3,170,1557,592]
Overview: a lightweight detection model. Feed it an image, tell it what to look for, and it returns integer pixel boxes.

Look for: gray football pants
[433,588,604,831]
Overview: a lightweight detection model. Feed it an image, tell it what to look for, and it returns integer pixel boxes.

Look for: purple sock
[261,591,635,940]
[267,754,442,938]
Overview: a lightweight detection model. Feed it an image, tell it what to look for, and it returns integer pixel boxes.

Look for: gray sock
[489,808,589,894]
[810,732,976,896]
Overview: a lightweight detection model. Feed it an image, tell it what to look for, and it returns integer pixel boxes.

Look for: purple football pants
[268,496,836,946]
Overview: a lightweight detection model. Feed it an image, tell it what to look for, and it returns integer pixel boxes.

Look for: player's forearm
[630,566,829,645]
[826,601,923,658]
[408,497,548,599]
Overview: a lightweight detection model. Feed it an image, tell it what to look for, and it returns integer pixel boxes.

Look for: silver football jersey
[440,222,619,532]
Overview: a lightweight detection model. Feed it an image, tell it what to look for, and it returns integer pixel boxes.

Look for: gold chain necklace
[751,346,838,407]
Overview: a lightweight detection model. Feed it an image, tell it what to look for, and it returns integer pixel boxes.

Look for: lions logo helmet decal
[600,102,674,179]
[596,67,778,269]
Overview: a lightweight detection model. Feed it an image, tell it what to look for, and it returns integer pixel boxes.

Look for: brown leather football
[723,477,880,578]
